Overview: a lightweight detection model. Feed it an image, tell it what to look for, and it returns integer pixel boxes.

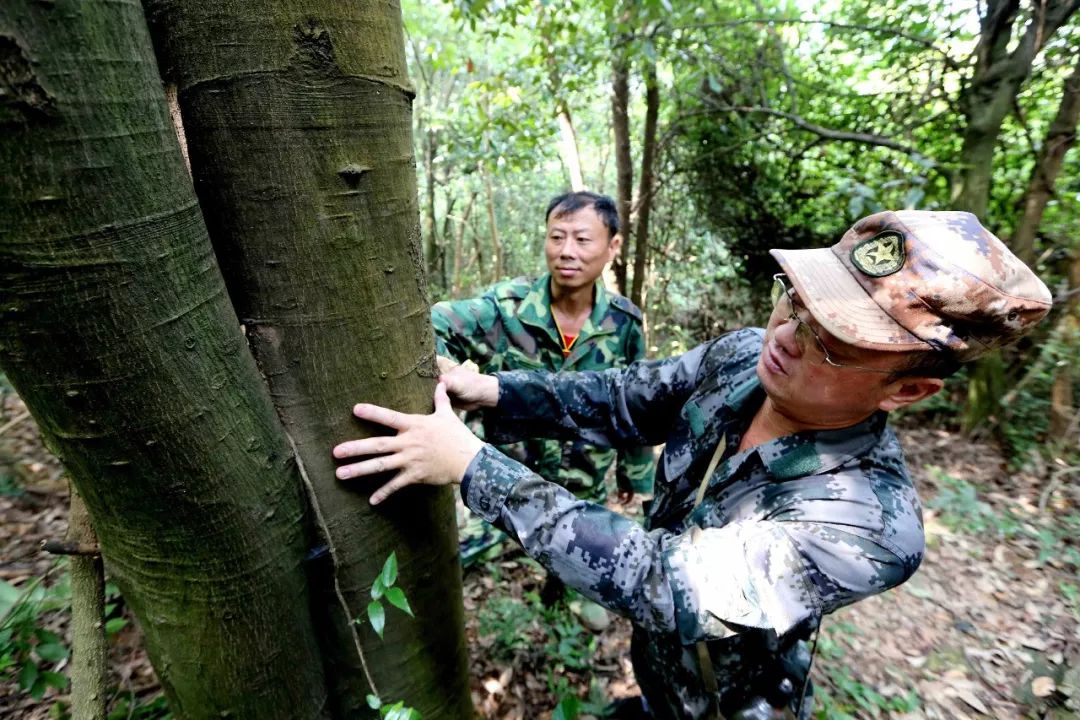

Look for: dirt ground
[2,386,1078,719]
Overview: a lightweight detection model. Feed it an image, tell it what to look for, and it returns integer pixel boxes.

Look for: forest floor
[2,386,1078,720]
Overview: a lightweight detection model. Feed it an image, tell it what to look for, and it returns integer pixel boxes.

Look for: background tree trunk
[481,164,504,281]
[423,127,443,289]
[1049,251,1079,439]
[630,58,658,311]
[143,0,473,716]
[557,107,586,191]
[611,53,633,295]
[1011,51,1080,263]
[952,0,1079,219]
[0,1,331,717]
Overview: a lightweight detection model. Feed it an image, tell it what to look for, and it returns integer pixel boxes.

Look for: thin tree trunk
[423,127,441,287]
[67,489,106,720]
[630,58,659,310]
[1049,250,1079,439]
[611,52,632,295]
[953,0,1080,218]
[557,106,586,190]
[0,2,330,717]
[451,192,477,296]
[144,1,473,717]
[481,164,504,281]
[1012,51,1080,263]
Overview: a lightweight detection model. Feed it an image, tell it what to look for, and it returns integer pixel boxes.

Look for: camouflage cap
[770,211,1052,362]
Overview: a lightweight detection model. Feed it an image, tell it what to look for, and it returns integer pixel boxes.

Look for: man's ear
[608,232,623,260]
[878,377,944,412]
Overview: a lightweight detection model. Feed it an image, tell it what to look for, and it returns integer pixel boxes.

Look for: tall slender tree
[0,1,330,716]
[143,0,473,716]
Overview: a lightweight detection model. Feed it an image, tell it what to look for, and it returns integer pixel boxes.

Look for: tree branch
[707,103,936,162]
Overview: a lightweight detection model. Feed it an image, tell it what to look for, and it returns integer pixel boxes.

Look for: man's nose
[774,318,804,357]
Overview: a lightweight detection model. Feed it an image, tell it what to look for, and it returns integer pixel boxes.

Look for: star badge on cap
[851,230,905,277]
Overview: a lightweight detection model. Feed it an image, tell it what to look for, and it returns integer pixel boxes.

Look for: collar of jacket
[720,371,890,481]
[517,274,616,363]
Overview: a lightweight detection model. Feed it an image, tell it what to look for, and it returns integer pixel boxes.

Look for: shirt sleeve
[462,445,920,643]
[614,319,655,493]
[430,296,498,365]
[483,339,717,450]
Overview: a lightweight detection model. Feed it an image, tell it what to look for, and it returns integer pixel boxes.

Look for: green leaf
[41,670,68,690]
[380,552,398,588]
[367,694,382,710]
[0,580,19,615]
[30,675,47,700]
[105,618,128,635]
[367,601,385,638]
[371,577,385,601]
[19,660,39,690]
[35,643,68,663]
[553,695,579,720]
[384,587,414,617]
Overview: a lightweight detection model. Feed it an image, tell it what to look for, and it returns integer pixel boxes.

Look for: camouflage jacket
[432,274,654,498]
[461,329,924,719]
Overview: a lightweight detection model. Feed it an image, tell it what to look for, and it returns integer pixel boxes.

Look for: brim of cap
[769,248,930,352]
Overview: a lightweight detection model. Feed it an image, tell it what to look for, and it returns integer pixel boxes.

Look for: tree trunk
[481,164,504,281]
[953,0,1080,219]
[67,489,106,720]
[1012,51,1080,264]
[557,106,586,191]
[0,2,331,717]
[611,53,632,295]
[630,58,659,311]
[451,192,477,296]
[1049,250,1079,439]
[423,127,442,289]
[957,0,1079,432]
[143,1,473,717]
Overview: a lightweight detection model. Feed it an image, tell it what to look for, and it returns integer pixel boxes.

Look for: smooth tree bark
[66,490,106,720]
[1012,51,1080,264]
[630,57,659,311]
[0,1,331,717]
[142,1,473,716]
[953,0,1080,219]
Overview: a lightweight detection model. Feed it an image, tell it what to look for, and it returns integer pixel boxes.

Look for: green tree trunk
[142,1,473,716]
[0,1,330,717]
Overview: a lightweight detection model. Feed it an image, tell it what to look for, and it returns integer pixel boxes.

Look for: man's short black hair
[545,191,619,240]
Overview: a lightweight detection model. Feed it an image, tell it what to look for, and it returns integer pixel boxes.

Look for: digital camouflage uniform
[460,329,924,719]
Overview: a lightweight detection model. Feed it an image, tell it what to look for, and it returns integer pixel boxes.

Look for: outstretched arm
[332,381,919,641]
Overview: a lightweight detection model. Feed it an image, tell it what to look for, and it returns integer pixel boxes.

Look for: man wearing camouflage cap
[431,191,654,570]
[335,211,1051,719]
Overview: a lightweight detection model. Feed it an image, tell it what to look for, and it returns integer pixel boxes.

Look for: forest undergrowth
[2,386,1078,720]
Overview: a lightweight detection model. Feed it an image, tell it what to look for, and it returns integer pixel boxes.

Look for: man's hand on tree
[435,355,499,411]
[333,383,485,505]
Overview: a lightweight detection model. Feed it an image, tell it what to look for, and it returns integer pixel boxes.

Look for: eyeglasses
[770,274,895,374]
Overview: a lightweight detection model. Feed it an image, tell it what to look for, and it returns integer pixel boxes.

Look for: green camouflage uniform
[432,274,655,564]
[461,329,925,719]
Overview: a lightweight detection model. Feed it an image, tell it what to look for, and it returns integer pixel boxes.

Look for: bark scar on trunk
[0,34,57,123]
[290,19,340,74]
